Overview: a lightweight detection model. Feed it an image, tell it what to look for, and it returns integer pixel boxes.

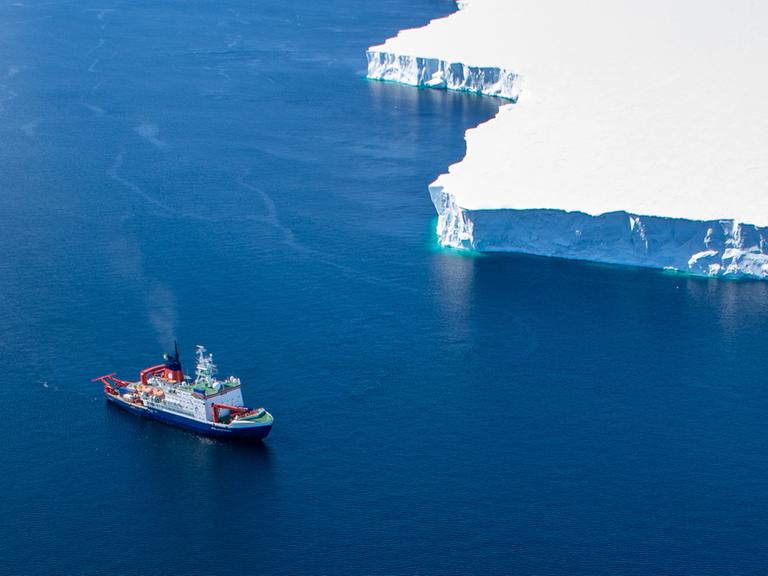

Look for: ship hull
[106,393,272,440]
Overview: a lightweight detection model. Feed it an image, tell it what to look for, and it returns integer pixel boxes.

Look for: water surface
[1,0,767,574]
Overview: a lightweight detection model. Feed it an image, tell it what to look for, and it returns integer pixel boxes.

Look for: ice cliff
[367,0,768,278]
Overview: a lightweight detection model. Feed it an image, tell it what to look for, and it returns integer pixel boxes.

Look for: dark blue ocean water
[2,0,768,574]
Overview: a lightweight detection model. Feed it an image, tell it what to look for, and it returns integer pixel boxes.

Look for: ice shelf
[367,0,768,278]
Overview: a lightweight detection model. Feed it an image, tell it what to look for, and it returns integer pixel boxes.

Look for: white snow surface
[368,0,768,277]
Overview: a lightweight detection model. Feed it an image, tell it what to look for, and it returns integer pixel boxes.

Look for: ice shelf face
[367,0,768,278]
[366,51,519,100]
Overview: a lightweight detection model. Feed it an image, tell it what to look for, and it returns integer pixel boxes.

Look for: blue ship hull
[106,392,272,440]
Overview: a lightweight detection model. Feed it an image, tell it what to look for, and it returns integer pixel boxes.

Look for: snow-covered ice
[367,0,768,278]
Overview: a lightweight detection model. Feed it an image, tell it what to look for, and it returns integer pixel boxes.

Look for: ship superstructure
[94,344,273,440]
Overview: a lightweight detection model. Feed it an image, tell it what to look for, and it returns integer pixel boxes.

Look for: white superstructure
[139,346,246,423]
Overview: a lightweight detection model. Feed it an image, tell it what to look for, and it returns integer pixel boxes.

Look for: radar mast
[194,345,218,388]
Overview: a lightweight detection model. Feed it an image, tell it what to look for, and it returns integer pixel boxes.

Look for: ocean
[1,0,768,574]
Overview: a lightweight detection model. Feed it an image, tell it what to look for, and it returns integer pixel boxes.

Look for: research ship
[94,344,273,440]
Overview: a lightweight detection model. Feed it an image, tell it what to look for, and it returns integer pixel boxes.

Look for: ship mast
[194,345,218,388]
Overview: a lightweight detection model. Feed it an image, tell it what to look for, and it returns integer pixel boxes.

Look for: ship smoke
[109,238,178,347]
[147,281,178,349]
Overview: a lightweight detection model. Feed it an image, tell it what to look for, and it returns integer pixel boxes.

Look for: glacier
[367,0,768,278]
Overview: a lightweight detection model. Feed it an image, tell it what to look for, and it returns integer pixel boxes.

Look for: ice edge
[365,51,520,101]
[429,182,768,278]
[367,1,768,279]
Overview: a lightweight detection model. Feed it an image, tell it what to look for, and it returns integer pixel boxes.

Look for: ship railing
[92,373,134,396]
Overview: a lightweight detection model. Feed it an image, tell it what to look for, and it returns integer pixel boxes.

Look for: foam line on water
[107,151,177,216]
[4,65,23,79]
[0,85,17,112]
[84,8,116,30]
[237,171,420,294]
[85,38,105,57]
[80,101,105,117]
[108,150,229,223]
[133,123,167,148]
[237,170,307,253]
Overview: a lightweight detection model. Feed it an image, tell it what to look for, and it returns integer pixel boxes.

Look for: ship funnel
[162,340,184,381]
